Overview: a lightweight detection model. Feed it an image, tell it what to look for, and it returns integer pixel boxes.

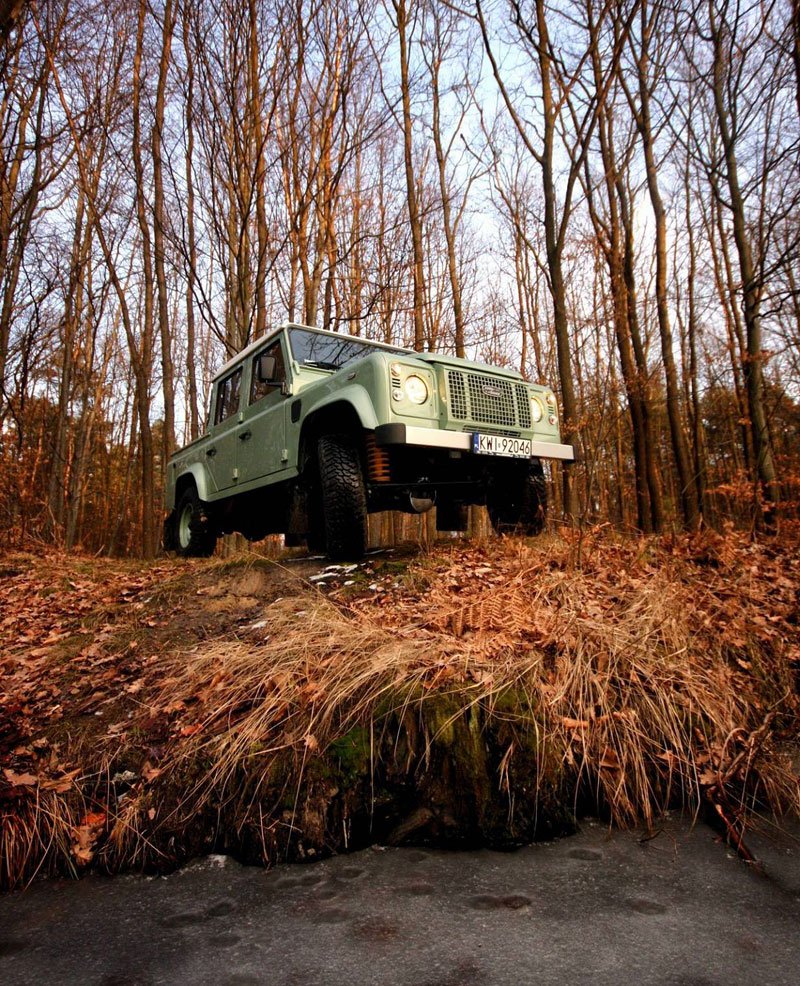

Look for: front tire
[318,434,368,561]
[172,487,218,558]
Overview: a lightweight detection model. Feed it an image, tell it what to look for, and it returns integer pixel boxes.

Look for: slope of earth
[1,528,799,890]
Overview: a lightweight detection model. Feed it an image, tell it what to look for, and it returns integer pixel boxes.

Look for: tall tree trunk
[535,0,580,520]
[617,173,664,531]
[47,188,86,539]
[182,2,200,440]
[248,0,269,340]
[792,0,800,119]
[132,0,157,556]
[709,6,779,519]
[583,7,656,532]
[683,158,706,520]
[429,21,465,357]
[349,141,364,336]
[628,0,698,527]
[153,0,176,460]
[476,0,604,522]
[706,191,752,473]
[395,0,427,351]
[0,44,49,413]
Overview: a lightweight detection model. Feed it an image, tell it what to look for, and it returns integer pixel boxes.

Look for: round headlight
[530,396,544,423]
[403,375,429,405]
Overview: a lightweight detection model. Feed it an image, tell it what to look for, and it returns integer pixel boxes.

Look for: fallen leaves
[141,761,162,782]
[3,768,37,787]
[0,553,195,828]
[41,770,79,793]
[71,810,107,865]
[2,765,78,793]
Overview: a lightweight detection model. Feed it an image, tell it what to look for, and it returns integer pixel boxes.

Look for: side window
[250,340,286,404]
[214,368,242,425]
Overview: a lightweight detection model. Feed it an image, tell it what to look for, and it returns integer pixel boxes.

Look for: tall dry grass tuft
[0,790,79,890]
[162,532,799,849]
[162,597,427,816]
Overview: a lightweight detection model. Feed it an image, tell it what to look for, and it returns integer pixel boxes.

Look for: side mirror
[257,354,277,383]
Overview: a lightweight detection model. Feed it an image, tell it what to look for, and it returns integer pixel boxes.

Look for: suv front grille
[449,370,467,418]
[516,383,532,428]
[447,370,531,430]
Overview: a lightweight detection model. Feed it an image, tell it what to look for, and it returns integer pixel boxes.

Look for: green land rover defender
[163,323,574,560]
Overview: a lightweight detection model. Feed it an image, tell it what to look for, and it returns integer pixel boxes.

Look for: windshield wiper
[303,359,341,370]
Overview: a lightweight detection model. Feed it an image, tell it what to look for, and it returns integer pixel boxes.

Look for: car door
[205,367,243,493]
[237,337,289,486]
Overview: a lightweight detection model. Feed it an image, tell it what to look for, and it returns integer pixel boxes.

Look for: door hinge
[233,468,239,480]
[281,449,289,462]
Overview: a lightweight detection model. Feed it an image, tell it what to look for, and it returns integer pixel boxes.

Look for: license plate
[471,433,532,458]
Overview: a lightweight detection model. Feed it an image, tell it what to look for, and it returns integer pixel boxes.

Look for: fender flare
[300,385,379,432]
[169,463,212,509]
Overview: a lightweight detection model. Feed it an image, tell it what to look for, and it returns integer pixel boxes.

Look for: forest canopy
[1,0,799,556]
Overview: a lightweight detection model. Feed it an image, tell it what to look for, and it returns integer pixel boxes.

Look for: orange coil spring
[365,433,391,482]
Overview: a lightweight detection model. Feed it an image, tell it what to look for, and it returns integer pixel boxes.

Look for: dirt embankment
[1,528,799,890]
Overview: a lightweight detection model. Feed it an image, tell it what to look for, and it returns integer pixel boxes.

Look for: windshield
[288,328,409,371]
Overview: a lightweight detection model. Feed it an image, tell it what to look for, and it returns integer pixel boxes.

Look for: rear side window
[214,368,242,424]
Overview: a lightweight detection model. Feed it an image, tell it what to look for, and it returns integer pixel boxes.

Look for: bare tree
[393,0,427,351]
[475,0,637,521]
[622,0,699,527]
[420,2,481,356]
[677,0,788,520]
[152,0,177,458]
[792,0,800,117]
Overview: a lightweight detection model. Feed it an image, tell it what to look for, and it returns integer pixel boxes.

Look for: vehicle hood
[413,352,525,381]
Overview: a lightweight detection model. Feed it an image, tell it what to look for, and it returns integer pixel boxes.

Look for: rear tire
[172,486,218,558]
[318,434,368,561]
[488,461,547,536]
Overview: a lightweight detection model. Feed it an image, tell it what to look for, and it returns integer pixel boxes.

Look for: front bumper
[374,423,575,462]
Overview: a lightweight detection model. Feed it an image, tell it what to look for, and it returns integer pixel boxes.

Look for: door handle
[239,430,252,441]
[205,447,217,457]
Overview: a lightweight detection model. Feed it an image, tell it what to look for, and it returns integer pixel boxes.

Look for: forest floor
[1,526,799,891]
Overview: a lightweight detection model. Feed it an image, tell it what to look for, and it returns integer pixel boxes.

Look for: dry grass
[2,528,798,888]
[163,529,799,848]
[0,789,81,890]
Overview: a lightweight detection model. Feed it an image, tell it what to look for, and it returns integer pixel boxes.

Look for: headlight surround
[530,396,544,423]
[403,374,429,405]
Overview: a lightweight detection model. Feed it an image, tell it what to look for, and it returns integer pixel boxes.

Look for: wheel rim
[178,503,193,549]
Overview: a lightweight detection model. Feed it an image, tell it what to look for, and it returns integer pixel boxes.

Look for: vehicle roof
[212,323,413,382]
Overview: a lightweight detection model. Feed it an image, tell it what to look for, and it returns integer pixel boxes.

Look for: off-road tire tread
[174,487,218,558]
[318,434,368,561]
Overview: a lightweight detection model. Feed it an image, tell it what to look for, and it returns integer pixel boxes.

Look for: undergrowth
[2,527,799,889]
